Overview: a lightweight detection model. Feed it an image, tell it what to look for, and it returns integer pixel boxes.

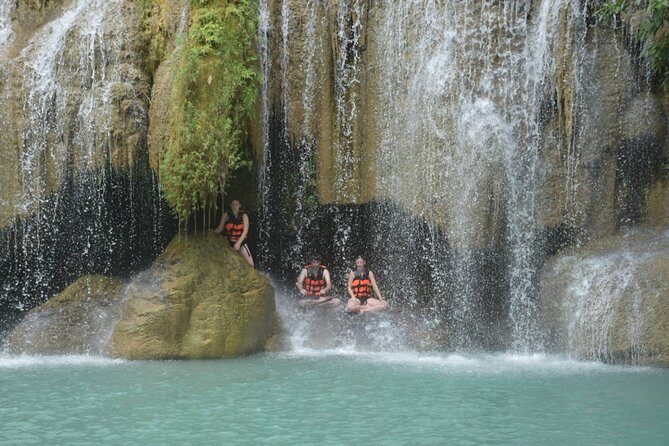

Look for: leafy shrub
[160,0,260,225]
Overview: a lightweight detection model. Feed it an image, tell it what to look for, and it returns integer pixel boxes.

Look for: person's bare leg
[358,298,388,314]
[316,297,341,307]
[240,244,254,267]
[299,299,318,308]
[346,297,364,313]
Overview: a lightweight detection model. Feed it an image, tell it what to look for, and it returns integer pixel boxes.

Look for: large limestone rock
[539,227,669,366]
[8,275,126,355]
[110,231,280,359]
[7,232,281,359]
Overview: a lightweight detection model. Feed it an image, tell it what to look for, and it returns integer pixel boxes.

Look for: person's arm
[347,271,356,299]
[214,212,228,234]
[320,269,333,295]
[296,269,308,295]
[369,271,384,300]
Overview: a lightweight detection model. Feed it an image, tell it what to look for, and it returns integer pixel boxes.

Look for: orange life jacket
[304,264,327,296]
[351,270,372,299]
[224,212,246,242]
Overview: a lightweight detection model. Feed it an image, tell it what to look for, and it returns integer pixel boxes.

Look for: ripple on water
[0,351,667,445]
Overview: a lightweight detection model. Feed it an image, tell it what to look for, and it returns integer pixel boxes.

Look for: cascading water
[257,0,605,352]
[332,0,364,203]
[0,0,172,330]
[374,0,585,350]
[257,0,368,280]
[258,0,395,351]
[564,252,644,361]
[541,228,669,363]
[257,0,272,263]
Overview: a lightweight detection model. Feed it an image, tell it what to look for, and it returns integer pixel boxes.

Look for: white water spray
[0,0,13,50]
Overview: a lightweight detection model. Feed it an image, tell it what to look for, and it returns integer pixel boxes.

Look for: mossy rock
[109,231,280,359]
[8,275,126,355]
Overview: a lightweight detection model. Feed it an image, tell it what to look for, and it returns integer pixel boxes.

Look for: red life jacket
[351,270,372,299]
[224,212,246,242]
[304,264,327,296]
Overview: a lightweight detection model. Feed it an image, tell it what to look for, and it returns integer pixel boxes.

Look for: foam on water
[0,353,126,368]
[272,349,653,376]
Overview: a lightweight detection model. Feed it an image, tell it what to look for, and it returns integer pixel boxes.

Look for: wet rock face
[0,1,175,325]
[263,1,669,248]
[145,0,190,173]
[0,0,152,228]
[539,228,669,367]
[109,232,280,359]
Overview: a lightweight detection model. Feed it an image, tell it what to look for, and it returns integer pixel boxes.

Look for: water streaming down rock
[540,228,669,365]
[332,0,365,202]
[258,0,358,280]
[0,0,172,330]
[0,0,663,360]
[373,0,594,351]
[256,0,667,355]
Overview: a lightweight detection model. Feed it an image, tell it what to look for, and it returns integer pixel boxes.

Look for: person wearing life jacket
[346,255,388,314]
[296,253,341,308]
[214,199,254,267]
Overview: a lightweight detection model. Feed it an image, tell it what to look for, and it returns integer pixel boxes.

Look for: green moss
[129,0,168,79]
[160,0,260,225]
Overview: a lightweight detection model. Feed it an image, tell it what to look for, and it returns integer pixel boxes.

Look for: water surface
[1,352,667,445]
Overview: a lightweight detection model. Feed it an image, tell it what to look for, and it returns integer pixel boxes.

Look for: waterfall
[371,0,587,350]
[257,0,661,354]
[257,0,272,267]
[0,0,170,328]
[257,0,366,279]
[564,252,643,362]
[332,0,365,203]
[291,0,323,264]
[19,1,101,210]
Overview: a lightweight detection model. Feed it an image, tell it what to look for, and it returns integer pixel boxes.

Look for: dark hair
[310,253,322,262]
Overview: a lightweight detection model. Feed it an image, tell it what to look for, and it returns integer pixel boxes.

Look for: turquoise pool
[1,351,667,445]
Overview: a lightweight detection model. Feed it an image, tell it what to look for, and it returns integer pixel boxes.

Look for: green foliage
[596,0,631,17]
[596,0,669,87]
[160,0,260,224]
